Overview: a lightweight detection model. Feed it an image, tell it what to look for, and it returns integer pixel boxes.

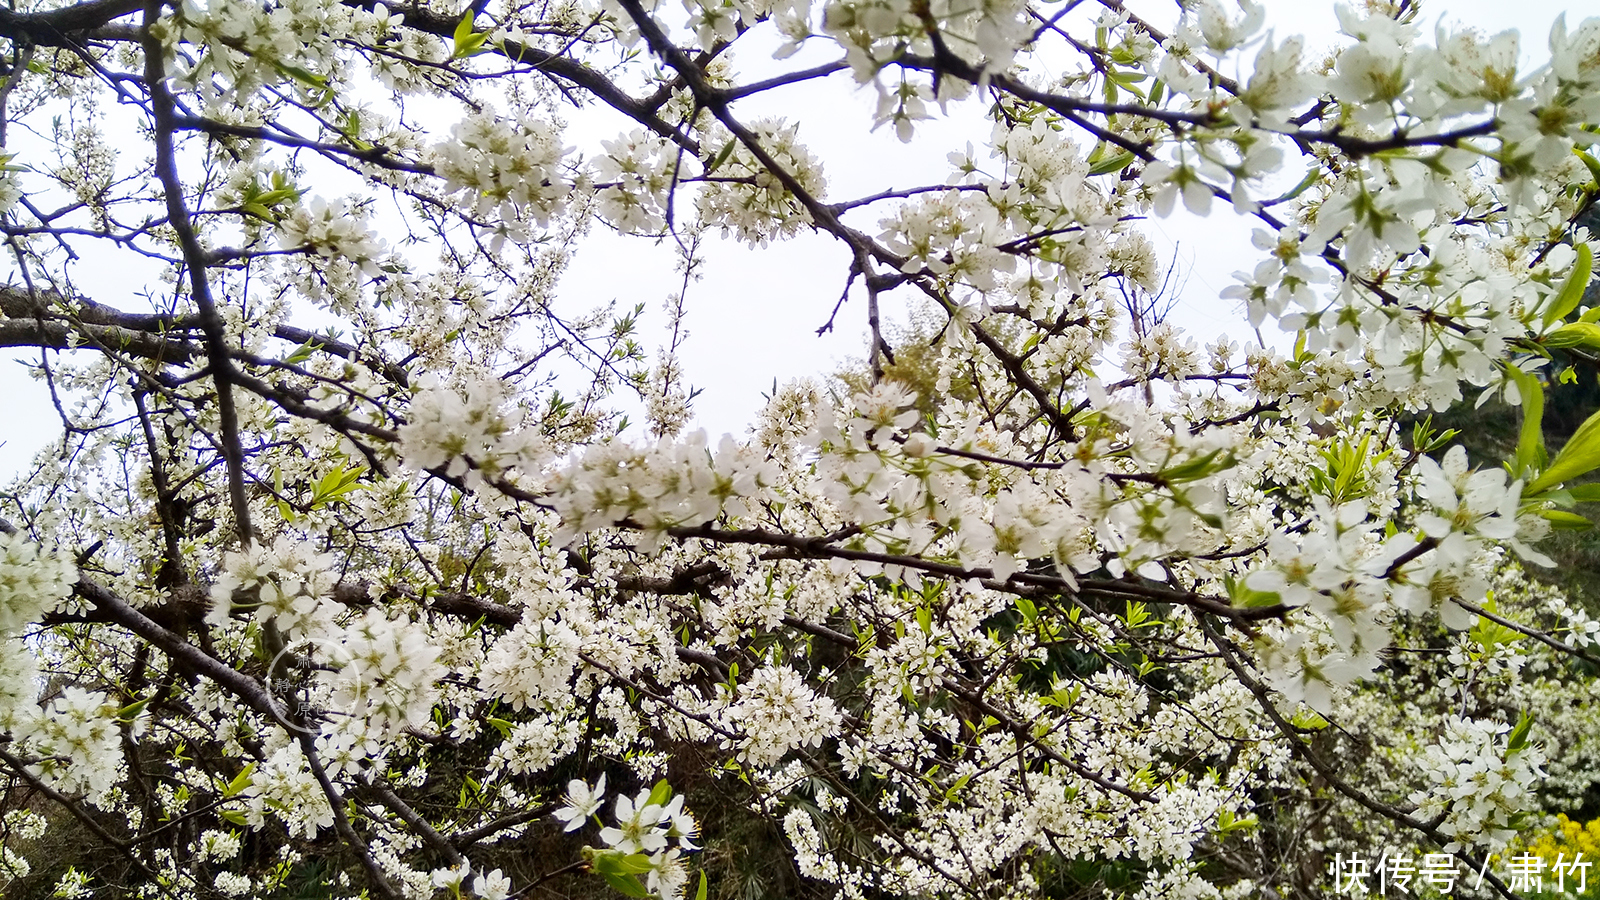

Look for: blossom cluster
[1409,715,1547,852]
[694,120,825,246]
[398,373,546,487]
[276,197,391,278]
[429,112,572,243]
[555,776,701,900]
[0,530,76,633]
[207,536,340,641]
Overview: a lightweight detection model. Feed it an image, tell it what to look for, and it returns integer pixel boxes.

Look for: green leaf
[1537,508,1592,529]
[594,852,656,876]
[1545,321,1600,350]
[1576,148,1600,186]
[1507,712,1534,754]
[1265,166,1320,206]
[695,871,708,900]
[219,809,248,826]
[1528,405,1600,493]
[282,337,323,366]
[309,463,366,508]
[1225,574,1281,609]
[600,872,651,898]
[617,855,654,876]
[705,141,737,174]
[224,763,256,798]
[1288,709,1329,730]
[1088,150,1136,177]
[1159,448,1232,483]
[646,778,672,808]
[1544,242,1593,329]
[1124,600,1150,629]
[1507,365,1546,481]
[1568,483,1600,503]
[240,201,278,221]
[116,696,152,721]
[1470,600,1526,650]
[274,62,330,93]
[1045,683,1081,710]
[452,13,490,58]
[1014,597,1037,622]
[274,466,296,522]
[1216,809,1258,835]
[916,605,933,634]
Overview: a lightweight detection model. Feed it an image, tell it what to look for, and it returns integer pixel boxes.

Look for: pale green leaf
[1528,406,1600,494]
[1507,365,1545,480]
[1543,242,1593,329]
[1544,321,1600,350]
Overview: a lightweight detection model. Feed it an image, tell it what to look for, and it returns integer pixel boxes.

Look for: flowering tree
[5,0,1600,896]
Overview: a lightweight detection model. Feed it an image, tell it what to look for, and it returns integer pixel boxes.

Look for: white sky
[555,0,1581,435]
[0,0,1583,478]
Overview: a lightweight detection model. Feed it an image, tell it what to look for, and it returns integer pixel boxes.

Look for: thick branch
[0,284,410,386]
[0,315,199,362]
[0,0,141,46]
[373,1,700,155]
[141,4,254,545]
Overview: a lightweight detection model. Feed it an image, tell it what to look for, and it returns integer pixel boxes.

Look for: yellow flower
[1500,815,1600,899]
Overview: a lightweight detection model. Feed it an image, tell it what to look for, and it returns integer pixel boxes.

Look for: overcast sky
[0,0,1584,478]
[553,0,1583,435]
